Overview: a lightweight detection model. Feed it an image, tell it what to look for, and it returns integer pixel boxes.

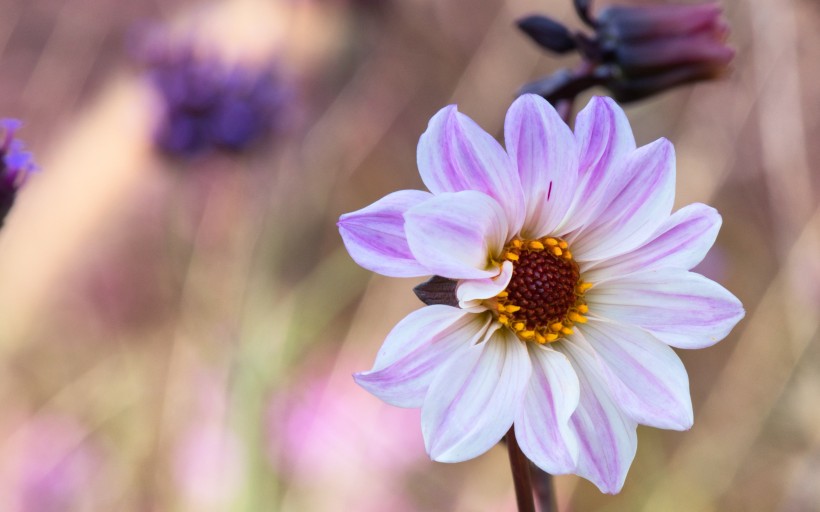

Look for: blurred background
[0,0,818,510]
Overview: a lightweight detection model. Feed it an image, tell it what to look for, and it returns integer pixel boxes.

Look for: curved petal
[588,269,745,349]
[579,320,693,430]
[457,261,513,311]
[559,96,636,234]
[354,307,492,408]
[514,344,580,474]
[338,190,433,277]
[556,337,638,494]
[405,191,509,279]
[584,203,722,282]
[571,138,676,261]
[418,105,524,234]
[504,94,579,238]
[422,328,531,463]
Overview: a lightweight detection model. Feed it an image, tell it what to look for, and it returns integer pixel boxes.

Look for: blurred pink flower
[172,371,245,509]
[0,414,103,512]
[270,363,424,478]
[338,94,745,493]
[268,359,423,510]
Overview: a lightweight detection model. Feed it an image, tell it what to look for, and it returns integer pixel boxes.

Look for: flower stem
[506,427,536,512]
[531,463,557,512]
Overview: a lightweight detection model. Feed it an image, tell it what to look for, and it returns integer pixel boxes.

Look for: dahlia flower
[337,94,744,493]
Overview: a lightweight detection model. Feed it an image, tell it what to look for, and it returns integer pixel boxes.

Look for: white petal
[338,190,433,277]
[571,138,676,261]
[354,307,492,408]
[417,105,525,234]
[579,320,693,430]
[405,191,509,279]
[585,203,722,282]
[588,269,745,349]
[504,94,579,238]
[422,328,532,463]
[556,338,638,494]
[514,344,580,474]
[560,96,637,233]
[457,261,513,311]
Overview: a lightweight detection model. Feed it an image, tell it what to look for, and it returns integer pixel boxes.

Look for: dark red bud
[597,2,723,41]
[517,15,577,54]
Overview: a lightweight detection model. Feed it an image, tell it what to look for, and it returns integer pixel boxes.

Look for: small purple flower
[519,1,734,103]
[0,119,38,227]
[137,35,292,158]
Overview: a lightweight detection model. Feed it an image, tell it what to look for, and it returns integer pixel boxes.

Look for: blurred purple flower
[1,415,102,512]
[0,119,38,228]
[519,1,734,103]
[136,34,293,158]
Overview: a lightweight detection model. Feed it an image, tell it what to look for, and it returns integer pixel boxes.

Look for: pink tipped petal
[422,328,532,463]
[585,203,722,281]
[588,269,745,349]
[405,191,509,280]
[572,138,676,261]
[514,344,580,474]
[504,94,579,238]
[580,320,693,430]
[557,339,638,494]
[354,307,492,408]
[418,105,525,234]
[560,96,637,233]
[338,190,433,277]
[457,261,513,311]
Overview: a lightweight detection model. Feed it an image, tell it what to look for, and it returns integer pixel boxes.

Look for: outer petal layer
[418,105,524,234]
[338,190,433,277]
[588,269,745,349]
[354,307,492,408]
[560,96,637,233]
[515,344,580,474]
[580,320,693,430]
[557,338,638,494]
[422,327,532,463]
[585,203,721,281]
[504,94,579,238]
[572,138,676,261]
[405,191,509,280]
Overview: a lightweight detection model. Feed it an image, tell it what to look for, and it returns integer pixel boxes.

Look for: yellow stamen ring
[493,236,592,344]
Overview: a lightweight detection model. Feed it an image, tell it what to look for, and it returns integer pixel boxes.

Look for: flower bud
[517,15,577,54]
[598,2,733,81]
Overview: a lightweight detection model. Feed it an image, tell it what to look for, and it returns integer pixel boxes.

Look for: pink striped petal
[422,328,531,463]
[354,307,492,408]
[418,105,525,234]
[588,269,745,349]
[514,344,580,474]
[571,138,676,261]
[560,96,636,233]
[405,191,509,280]
[579,320,693,430]
[557,338,638,494]
[504,94,579,239]
[585,203,721,282]
[338,190,433,277]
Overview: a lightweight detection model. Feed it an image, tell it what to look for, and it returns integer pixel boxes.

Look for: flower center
[494,237,590,344]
